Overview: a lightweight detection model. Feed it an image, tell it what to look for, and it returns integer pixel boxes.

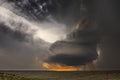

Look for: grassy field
[0,71,120,80]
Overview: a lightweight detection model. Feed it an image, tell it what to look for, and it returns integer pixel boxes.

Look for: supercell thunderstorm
[0,0,100,70]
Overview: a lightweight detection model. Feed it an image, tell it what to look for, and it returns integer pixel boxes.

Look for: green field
[0,71,120,80]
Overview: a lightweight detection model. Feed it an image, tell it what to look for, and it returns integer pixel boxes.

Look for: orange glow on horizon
[42,63,84,71]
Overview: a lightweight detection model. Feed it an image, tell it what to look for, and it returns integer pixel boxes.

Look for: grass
[0,71,120,80]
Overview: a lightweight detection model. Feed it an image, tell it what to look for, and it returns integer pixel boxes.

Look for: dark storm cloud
[45,23,100,66]
[46,53,97,66]
[45,1,100,66]
[45,0,120,70]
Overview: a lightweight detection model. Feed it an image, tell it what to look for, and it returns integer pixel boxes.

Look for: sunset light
[42,63,84,71]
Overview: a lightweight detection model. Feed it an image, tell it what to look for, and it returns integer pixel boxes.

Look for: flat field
[0,71,120,80]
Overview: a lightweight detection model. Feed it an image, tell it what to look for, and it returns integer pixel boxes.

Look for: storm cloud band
[46,19,100,66]
[46,53,98,66]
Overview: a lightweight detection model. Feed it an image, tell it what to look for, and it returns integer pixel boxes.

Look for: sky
[0,0,120,70]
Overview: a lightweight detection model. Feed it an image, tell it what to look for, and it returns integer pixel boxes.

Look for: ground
[0,71,120,80]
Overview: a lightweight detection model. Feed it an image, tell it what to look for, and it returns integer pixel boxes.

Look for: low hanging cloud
[45,21,100,66]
